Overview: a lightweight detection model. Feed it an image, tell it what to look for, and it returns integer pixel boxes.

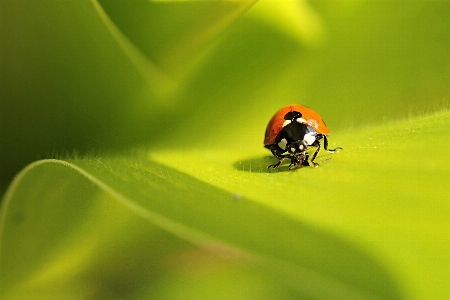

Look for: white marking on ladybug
[278,138,287,150]
[296,118,307,124]
[304,132,316,146]
[282,120,291,127]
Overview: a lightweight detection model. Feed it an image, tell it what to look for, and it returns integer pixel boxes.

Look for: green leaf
[97,0,258,78]
[2,0,450,299]
[0,0,257,183]
[2,110,449,299]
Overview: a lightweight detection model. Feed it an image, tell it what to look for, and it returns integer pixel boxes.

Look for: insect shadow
[234,155,296,173]
[234,153,337,173]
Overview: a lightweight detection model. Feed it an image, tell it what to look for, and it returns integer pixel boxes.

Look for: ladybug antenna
[284,111,302,122]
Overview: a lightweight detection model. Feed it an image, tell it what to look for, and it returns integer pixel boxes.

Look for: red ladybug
[264,104,341,169]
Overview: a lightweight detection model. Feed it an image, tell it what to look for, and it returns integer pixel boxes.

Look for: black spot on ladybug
[284,111,302,121]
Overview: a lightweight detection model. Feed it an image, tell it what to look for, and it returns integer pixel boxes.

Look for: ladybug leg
[323,136,343,152]
[268,161,283,169]
[301,152,310,166]
[288,157,299,169]
[310,142,321,168]
[268,145,289,169]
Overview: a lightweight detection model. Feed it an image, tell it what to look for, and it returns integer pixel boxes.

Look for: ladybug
[264,104,341,169]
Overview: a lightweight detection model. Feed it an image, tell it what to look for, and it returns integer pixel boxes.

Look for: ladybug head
[286,140,309,156]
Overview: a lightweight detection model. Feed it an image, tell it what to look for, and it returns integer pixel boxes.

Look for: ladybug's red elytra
[264,104,341,169]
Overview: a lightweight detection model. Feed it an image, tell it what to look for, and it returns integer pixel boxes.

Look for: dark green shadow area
[234,154,339,173]
[1,158,404,300]
[234,155,279,173]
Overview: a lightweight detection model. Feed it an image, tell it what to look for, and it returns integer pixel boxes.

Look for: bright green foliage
[1,111,450,299]
[1,0,450,299]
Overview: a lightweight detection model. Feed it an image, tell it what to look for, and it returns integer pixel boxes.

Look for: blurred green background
[1,1,450,299]
[2,0,449,191]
